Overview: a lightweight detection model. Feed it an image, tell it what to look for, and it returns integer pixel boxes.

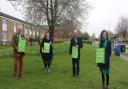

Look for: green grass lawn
[0,43,128,89]
[0,45,11,50]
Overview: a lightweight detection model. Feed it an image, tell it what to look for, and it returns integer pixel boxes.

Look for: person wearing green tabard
[40,32,53,73]
[18,34,27,56]
[69,30,83,77]
[12,25,27,78]
[97,30,111,89]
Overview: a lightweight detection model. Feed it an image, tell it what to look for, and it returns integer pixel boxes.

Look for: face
[74,30,78,36]
[46,32,50,38]
[16,28,21,33]
[16,25,23,34]
[102,31,107,39]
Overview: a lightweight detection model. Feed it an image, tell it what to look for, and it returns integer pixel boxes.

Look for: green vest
[18,39,27,52]
[43,42,50,53]
[16,33,21,41]
[72,46,78,59]
[96,48,105,63]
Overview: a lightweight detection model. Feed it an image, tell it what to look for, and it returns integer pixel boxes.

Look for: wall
[0,13,47,45]
[0,17,2,42]
[7,19,13,43]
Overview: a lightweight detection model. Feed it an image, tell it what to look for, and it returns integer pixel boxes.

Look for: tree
[115,16,128,35]
[82,32,90,40]
[115,16,128,41]
[11,0,90,38]
[90,33,96,41]
[107,31,114,36]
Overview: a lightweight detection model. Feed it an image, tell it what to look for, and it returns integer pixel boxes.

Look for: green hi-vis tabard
[43,42,50,53]
[18,39,27,52]
[72,46,78,59]
[96,48,105,63]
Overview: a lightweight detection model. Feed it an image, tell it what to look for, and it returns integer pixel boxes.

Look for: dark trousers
[42,54,51,69]
[72,58,80,76]
[101,73,109,87]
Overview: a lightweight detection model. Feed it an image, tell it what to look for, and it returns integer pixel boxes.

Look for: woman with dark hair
[40,32,53,72]
[97,30,111,89]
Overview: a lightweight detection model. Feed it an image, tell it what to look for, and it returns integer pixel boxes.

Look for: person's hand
[75,45,78,48]
[42,49,44,53]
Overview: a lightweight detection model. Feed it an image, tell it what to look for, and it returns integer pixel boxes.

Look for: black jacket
[69,36,83,59]
[40,38,53,58]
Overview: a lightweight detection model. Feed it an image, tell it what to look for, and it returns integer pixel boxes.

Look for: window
[33,30,35,36]
[14,21,16,32]
[25,29,27,34]
[2,31,7,41]
[2,18,7,31]
[30,30,32,35]
[37,32,39,36]
[2,18,7,41]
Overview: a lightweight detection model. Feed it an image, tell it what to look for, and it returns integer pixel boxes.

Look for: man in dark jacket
[69,30,83,77]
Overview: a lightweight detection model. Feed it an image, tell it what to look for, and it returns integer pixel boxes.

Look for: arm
[79,37,83,48]
[12,35,18,52]
[69,39,72,55]
[40,39,44,54]
[108,41,112,56]
[50,39,54,47]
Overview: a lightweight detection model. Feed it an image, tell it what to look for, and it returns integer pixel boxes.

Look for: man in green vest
[12,25,26,78]
[69,30,83,77]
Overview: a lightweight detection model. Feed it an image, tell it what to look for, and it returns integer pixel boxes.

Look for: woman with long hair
[40,32,53,72]
[97,30,111,89]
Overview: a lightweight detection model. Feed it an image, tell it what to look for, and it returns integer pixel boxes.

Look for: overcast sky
[0,0,24,20]
[85,0,128,37]
[1,0,128,37]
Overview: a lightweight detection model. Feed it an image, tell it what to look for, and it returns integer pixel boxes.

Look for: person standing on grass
[97,30,111,89]
[40,32,53,73]
[69,30,83,77]
[12,25,27,78]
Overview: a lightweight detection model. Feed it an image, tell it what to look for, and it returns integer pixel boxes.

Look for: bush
[55,40,64,43]
[83,40,92,44]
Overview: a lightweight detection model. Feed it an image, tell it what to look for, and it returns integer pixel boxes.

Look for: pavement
[120,54,128,62]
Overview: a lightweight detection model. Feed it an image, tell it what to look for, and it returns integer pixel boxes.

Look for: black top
[69,36,83,59]
[40,38,53,58]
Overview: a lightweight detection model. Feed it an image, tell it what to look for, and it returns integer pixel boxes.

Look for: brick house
[0,12,47,45]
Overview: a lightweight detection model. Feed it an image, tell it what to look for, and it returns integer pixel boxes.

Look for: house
[0,12,47,45]
[118,31,128,42]
[54,21,80,41]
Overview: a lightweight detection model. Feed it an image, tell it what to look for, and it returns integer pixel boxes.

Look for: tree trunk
[49,25,54,40]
